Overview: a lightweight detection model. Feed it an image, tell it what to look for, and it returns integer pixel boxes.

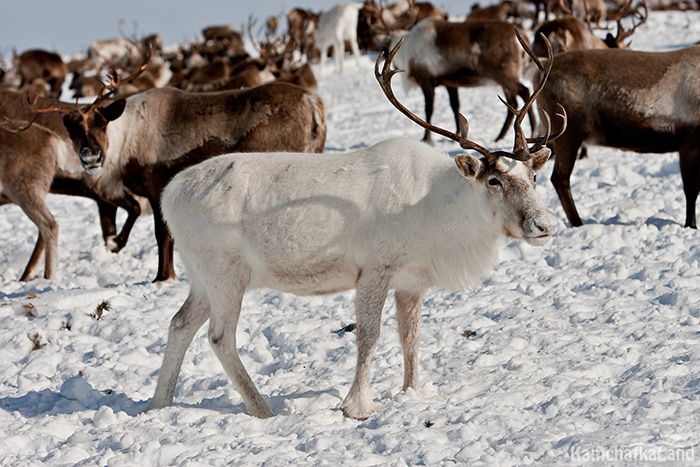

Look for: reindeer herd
[1,0,699,419]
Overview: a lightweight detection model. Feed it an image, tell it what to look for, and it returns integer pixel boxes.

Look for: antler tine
[527,103,567,149]
[0,113,39,133]
[375,37,493,158]
[617,0,647,45]
[247,14,283,74]
[82,44,153,118]
[511,29,554,158]
[21,91,74,114]
[403,0,419,31]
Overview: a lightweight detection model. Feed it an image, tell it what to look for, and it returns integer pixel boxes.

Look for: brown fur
[285,8,320,62]
[14,49,68,98]
[0,124,60,280]
[405,19,535,143]
[467,2,511,21]
[532,16,609,56]
[536,45,700,228]
[0,119,141,281]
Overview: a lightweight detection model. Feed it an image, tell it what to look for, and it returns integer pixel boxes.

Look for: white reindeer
[317,2,364,76]
[148,37,566,419]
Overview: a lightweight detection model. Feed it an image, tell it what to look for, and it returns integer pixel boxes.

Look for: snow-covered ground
[1,11,700,466]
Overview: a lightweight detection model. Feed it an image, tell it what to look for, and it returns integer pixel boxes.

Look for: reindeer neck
[109,88,245,166]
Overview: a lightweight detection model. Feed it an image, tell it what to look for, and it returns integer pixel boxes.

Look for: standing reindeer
[536,44,700,228]
[0,121,76,280]
[317,2,364,76]
[148,33,565,420]
[389,18,537,144]
[45,75,326,282]
[0,87,147,281]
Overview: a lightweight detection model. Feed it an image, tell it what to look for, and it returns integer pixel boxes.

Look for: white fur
[53,137,83,175]
[635,60,700,127]
[317,2,364,76]
[389,20,446,94]
[150,138,557,419]
[89,37,141,66]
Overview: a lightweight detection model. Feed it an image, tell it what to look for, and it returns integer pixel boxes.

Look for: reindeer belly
[252,258,358,296]
[594,108,685,153]
[242,195,364,295]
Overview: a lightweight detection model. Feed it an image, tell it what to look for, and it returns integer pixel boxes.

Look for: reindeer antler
[16,46,152,133]
[507,29,566,160]
[612,0,647,47]
[375,30,566,163]
[375,36,493,159]
[0,114,39,133]
[247,14,287,74]
[79,44,153,122]
[0,91,74,133]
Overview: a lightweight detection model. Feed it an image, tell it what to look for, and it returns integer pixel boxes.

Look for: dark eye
[534,175,537,183]
[488,178,501,186]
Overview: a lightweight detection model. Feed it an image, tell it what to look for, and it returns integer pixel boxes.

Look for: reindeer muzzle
[523,211,558,246]
[80,147,104,175]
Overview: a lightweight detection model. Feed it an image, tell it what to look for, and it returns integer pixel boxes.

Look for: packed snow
[1,10,700,466]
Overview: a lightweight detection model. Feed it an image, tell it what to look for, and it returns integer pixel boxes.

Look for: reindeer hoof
[105,235,125,253]
[342,393,379,420]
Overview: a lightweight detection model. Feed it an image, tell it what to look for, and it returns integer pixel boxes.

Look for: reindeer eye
[488,178,501,187]
[534,175,537,183]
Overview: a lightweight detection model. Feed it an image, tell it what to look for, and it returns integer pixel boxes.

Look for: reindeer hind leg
[679,142,700,228]
[150,282,211,409]
[206,259,274,418]
[18,199,58,281]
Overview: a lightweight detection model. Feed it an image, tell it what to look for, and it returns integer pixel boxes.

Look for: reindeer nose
[532,211,558,236]
[80,147,102,166]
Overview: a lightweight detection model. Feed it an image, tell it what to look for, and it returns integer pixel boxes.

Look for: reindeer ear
[530,147,551,172]
[455,154,484,179]
[100,99,126,122]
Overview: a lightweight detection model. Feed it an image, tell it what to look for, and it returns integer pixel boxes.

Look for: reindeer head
[603,0,647,49]
[61,98,126,174]
[19,48,151,175]
[375,29,567,244]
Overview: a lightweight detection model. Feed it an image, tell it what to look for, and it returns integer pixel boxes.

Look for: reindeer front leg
[150,199,177,282]
[342,266,392,419]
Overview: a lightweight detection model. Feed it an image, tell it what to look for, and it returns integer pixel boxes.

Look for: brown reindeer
[47,74,326,281]
[467,2,511,21]
[13,49,68,98]
[285,8,320,63]
[0,120,72,280]
[388,19,537,143]
[531,1,647,56]
[536,44,700,228]
[0,93,142,281]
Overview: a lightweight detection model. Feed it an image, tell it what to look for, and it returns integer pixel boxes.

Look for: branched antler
[375,29,566,164]
[0,91,72,133]
[612,0,647,47]
[0,114,39,133]
[509,29,566,159]
[16,46,153,133]
[79,45,153,120]
[375,36,492,158]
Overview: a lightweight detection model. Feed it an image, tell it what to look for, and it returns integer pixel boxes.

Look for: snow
[2,10,700,465]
